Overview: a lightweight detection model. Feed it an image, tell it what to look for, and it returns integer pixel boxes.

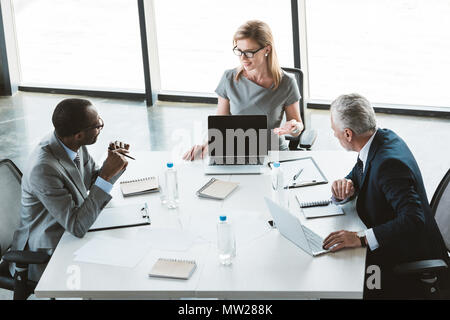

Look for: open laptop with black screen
[204,115,270,175]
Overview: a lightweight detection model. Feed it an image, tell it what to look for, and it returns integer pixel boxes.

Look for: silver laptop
[264,197,332,256]
[204,115,269,175]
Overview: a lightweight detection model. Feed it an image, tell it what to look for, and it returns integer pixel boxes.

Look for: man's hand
[100,141,130,181]
[322,230,361,252]
[109,141,130,151]
[331,178,355,201]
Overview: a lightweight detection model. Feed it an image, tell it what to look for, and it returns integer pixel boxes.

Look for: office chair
[281,67,317,150]
[0,159,50,300]
[393,169,450,299]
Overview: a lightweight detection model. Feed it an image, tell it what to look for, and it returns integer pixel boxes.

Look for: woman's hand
[273,119,304,136]
[182,144,208,161]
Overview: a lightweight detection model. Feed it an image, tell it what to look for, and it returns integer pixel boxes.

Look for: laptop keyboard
[301,225,325,253]
[209,157,264,166]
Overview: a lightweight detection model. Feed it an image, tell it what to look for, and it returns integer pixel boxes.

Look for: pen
[142,202,151,223]
[286,180,318,189]
[108,147,136,160]
[293,168,304,181]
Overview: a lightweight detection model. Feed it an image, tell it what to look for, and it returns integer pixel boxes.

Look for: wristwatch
[357,231,367,248]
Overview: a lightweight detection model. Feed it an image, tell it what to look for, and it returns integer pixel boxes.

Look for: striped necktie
[74,153,81,170]
[356,157,364,187]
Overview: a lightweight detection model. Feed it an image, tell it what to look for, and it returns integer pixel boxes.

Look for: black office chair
[281,67,317,150]
[0,159,50,300]
[393,169,450,299]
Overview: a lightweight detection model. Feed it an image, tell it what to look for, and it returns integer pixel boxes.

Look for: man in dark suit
[322,93,448,299]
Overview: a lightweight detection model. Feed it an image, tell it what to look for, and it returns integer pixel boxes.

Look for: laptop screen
[208,115,269,161]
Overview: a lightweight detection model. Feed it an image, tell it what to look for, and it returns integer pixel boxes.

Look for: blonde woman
[183,20,304,160]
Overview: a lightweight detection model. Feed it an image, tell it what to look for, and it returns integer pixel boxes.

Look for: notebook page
[89,203,148,231]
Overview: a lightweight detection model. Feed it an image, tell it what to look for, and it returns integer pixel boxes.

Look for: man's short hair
[52,98,94,137]
[330,93,377,135]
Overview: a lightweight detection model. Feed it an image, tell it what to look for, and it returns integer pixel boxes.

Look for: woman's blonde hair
[233,20,283,90]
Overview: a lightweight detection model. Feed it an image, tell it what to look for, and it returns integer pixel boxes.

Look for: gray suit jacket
[10,132,121,281]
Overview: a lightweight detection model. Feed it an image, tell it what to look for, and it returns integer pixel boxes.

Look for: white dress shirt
[57,137,113,194]
[357,130,379,251]
[332,130,380,251]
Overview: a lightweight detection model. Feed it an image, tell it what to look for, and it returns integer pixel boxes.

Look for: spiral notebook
[196,178,239,200]
[120,177,159,197]
[149,258,197,280]
[295,195,344,219]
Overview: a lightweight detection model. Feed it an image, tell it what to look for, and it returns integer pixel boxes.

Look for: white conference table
[35,150,367,299]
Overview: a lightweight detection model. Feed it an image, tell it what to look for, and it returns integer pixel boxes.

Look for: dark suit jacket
[347,128,448,268]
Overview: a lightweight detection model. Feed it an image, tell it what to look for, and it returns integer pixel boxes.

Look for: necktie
[356,157,364,186]
[74,153,81,170]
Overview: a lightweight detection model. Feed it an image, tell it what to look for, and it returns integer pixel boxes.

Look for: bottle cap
[219,215,227,222]
[273,162,280,168]
[167,162,174,168]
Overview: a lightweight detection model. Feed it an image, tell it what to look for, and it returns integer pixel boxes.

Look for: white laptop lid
[264,197,313,255]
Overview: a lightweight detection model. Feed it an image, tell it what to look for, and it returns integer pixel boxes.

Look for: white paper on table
[136,228,201,252]
[89,203,149,231]
[187,212,218,243]
[74,235,151,268]
[188,210,271,246]
[232,214,271,247]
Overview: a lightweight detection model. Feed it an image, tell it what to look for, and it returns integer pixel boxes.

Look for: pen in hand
[108,146,136,160]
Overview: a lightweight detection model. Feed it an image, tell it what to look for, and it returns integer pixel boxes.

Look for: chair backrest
[0,160,22,256]
[431,169,450,251]
[281,67,305,125]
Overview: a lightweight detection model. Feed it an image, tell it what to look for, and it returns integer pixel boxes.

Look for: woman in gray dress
[183,20,304,160]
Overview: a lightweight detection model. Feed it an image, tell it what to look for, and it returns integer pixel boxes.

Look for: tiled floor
[0,91,449,299]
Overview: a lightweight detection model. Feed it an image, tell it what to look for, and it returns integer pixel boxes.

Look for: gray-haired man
[322,93,448,298]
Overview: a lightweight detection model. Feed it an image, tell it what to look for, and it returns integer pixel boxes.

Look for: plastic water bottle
[217,216,236,265]
[271,162,287,207]
[159,172,167,205]
[164,162,179,209]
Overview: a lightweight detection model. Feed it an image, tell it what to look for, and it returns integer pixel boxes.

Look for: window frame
[1,0,448,118]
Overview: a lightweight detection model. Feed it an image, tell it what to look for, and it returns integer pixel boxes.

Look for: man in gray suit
[10,98,130,281]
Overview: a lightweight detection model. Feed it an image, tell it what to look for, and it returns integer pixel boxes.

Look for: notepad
[120,177,159,197]
[296,195,344,219]
[297,199,332,208]
[196,178,239,200]
[149,258,197,280]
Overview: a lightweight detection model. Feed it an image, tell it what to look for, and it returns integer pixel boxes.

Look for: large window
[153,0,294,94]
[13,0,144,91]
[6,0,450,112]
[306,0,450,108]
